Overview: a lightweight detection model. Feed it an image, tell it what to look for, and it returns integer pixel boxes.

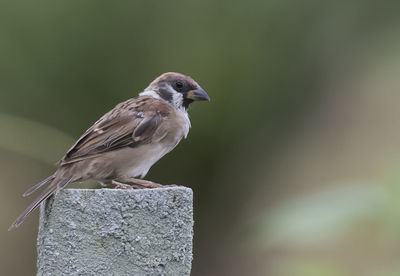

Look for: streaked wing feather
[60,97,170,165]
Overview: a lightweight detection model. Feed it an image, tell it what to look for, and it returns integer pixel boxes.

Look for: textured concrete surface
[37,187,193,276]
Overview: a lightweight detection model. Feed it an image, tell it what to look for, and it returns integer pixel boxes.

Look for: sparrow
[9,72,210,230]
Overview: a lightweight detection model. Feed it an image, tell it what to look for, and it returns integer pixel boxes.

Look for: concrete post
[37,187,194,276]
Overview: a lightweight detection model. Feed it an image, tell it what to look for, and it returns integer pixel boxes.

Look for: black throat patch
[182,98,193,109]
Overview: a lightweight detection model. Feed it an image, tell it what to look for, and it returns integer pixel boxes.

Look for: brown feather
[9,174,73,231]
[61,96,172,165]
[23,174,55,197]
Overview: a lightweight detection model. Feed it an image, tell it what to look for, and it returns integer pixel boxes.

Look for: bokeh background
[2,0,400,275]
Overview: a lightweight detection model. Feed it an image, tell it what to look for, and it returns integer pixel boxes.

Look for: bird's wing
[60,96,172,165]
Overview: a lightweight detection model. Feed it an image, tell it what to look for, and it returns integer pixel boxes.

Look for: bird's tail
[9,171,74,231]
[22,174,55,197]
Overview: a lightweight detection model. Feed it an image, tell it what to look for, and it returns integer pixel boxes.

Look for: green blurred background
[2,0,400,275]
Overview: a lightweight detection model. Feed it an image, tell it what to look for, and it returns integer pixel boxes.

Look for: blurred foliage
[254,183,383,247]
[0,113,74,164]
[1,0,400,275]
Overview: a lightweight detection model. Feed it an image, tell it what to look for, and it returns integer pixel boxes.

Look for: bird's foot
[119,178,177,189]
[111,180,144,189]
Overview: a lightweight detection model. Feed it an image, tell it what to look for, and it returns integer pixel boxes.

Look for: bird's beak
[186,87,210,101]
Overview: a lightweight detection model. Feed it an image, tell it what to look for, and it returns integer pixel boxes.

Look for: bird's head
[141,72,210,110]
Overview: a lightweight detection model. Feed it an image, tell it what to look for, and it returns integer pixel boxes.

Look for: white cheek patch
[172,92,184,109]
[163,84,184,109]
[139,90,161,99]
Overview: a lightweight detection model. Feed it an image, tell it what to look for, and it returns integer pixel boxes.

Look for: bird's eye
[175,81,183,91]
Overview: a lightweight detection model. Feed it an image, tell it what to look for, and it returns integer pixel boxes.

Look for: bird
[9,72,210,230]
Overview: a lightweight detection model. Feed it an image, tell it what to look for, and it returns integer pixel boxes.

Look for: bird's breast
[152,108,189,143]
[122,109,190,178]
